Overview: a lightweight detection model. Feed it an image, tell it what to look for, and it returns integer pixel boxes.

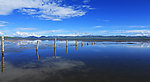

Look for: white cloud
[127,26,150,28]
[103,20,111,22]
[0,24,6,27]
[13,31,40,37]
[0,21,8,27]
[0,32,4,35]
[56,32,91,36]
[0,21,8,24]
[123,30,150,34]
[56,34,77,36]
[94,26,104,28]
[0,0,90,21]
[16,27,37,30]
[12,30,66,37]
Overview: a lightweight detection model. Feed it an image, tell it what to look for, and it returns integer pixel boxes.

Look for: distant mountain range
[3,35,150,42]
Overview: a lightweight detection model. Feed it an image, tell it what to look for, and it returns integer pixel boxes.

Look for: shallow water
[1,40,150,82]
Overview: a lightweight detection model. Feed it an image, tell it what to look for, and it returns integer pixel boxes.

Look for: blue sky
[0,0,149,37]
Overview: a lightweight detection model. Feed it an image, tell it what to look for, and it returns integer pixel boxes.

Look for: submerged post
[66,40,68,47]
[1,36,4,52]
[54,38,57,48]
[36,41,39,50]
[94,42,96,45]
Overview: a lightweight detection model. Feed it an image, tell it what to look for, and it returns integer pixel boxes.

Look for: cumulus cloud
[0,0,90,21]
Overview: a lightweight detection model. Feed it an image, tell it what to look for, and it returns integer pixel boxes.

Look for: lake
[1,40,150,82]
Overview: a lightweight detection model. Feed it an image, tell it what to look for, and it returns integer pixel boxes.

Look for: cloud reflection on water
[0,56,85,82]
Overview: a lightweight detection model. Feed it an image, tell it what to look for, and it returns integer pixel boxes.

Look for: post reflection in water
[66,46,68,54]
[76,45,77,51]
[36,50,39,61]
[54,47,56,58]
[1,52,4,72]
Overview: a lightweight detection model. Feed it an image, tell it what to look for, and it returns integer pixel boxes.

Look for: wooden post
[1,52,4,72]
[1,36,4,52]
[66,40,68,47]
[36,41,39,50]
[81,42,83,47]
[87,43,89,45]
[76,40,77,46]
[92,42,93,45]
[94,42,96,45]
[54,38,57,48]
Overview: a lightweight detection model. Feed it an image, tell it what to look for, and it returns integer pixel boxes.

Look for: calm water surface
[1,40,150,82]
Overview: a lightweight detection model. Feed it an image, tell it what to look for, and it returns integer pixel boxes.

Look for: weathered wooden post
[94,42,96,45]
[76,40,77,46]
[87,43,89,45]
[92,42,93,45]
[66,40,68,47]
[54,38,57,48]
[36,41,39,50]
[81,42,83,47]
[54,47,56,58]
[1,52,4,72]
[36,50,39,61]
[1,36,4,52]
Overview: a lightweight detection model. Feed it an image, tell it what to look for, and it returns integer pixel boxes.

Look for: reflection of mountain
[124,43,150,48]
[17,40,41,46]
[0,57,85,82]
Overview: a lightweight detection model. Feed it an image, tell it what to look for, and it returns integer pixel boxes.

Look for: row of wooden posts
[1,36,96,72]
[1,36,96,54]
[36,38,95,50]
